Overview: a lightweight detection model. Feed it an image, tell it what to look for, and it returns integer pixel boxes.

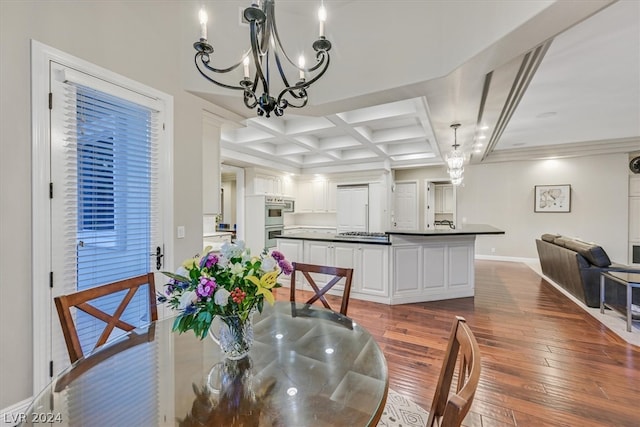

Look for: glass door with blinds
[49,63,164,376]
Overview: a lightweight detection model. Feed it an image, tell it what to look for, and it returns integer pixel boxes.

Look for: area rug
[377,388,429,427]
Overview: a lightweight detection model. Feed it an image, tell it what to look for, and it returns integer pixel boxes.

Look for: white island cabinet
[276,225,504,305]
[391,234,475,304]
[277,237,390,303]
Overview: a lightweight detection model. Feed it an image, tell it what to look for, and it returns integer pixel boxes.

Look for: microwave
[282,198,295,213]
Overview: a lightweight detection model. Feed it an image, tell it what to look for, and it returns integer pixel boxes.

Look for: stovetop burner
[336,231,388,240]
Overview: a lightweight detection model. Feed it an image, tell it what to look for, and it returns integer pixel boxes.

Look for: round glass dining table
[24,302,388,426]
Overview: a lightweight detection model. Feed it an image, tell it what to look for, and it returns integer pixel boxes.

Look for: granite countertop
[276,232,392,246]
[276,225,503,245]
[387,224,504,236]
[203,231,234,237]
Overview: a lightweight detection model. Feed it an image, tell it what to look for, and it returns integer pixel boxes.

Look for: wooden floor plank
[275,260,640,425]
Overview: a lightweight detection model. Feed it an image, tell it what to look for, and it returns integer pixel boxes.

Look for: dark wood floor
[275,260,640,426]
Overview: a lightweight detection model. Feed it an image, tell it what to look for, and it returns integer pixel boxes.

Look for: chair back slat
[54,273,157,364]
[427,316,482,427]
[290,262,354,316]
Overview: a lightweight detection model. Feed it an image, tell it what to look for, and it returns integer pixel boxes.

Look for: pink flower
[197,277,216,298]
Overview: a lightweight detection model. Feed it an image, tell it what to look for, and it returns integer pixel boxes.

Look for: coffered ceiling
[220,97,438,172]
[187,1,640,174]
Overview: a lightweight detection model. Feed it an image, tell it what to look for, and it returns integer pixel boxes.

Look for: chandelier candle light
[446,123,464,186]
[193,1,332,117]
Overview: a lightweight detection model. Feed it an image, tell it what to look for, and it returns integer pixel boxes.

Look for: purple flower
[279,259,293,275]
[199,252,220,269]
[184,304,197,315]
[271,250,285,261]
[197,277,216,298]
[165,284,175,295]
[205,253,219,268]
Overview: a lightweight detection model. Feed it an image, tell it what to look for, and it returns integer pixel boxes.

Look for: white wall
[0,1,236,408]
[395,153,630,261]
[221,179,237,226]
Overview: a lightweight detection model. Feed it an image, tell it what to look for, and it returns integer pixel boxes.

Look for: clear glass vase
[209,310,255,360]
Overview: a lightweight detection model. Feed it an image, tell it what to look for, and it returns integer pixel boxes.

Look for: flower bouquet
[159,241,292,342]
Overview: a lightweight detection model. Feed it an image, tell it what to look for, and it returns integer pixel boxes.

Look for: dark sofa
[536,234,640,308]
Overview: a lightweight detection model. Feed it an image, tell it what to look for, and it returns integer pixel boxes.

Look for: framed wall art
[534,184,571,213]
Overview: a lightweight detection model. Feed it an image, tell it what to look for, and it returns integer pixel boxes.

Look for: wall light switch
[177,226,185,239]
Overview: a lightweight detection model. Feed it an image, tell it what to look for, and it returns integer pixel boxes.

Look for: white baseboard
[525,260,640,346]
[0,398,32,427]
[475,254,539,264]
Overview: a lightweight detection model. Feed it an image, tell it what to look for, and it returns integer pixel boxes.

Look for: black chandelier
[193,1,332,118]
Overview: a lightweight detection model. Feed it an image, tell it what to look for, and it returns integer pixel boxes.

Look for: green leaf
[163,271,191,283]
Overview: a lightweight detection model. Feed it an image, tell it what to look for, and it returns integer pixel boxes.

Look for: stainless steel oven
[265,197,285,226]
[265,225,284,248]
[282,198,295,213]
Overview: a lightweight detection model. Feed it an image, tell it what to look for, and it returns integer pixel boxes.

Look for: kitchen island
[276,224,504,305]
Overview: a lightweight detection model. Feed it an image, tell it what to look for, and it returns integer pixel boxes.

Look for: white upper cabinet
[245,168,296,198]
[296,178,336,213]
[434,184,454,213]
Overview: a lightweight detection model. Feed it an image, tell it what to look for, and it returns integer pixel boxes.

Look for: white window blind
[51,66,162,369]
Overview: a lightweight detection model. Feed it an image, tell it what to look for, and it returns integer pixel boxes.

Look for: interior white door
[393,181,418,230]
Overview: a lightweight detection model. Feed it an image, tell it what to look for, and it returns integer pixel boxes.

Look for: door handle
[150,246,164,270]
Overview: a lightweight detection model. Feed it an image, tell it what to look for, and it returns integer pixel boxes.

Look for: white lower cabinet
[276,239,303,289]
[358,244,389,297]
[303,240,389,300]
[276,239,303,264]
[278,235,475,305]
[391,235,474,304]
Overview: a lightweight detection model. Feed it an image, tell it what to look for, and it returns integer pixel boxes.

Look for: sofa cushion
[541,233,559,243]
[563,239,611,267]
[553,236,571,247]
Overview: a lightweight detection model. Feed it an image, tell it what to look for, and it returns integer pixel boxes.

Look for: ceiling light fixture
[193,1,332,118]
[446,123,464,185]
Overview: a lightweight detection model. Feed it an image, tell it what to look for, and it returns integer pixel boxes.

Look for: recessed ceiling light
[477,135,486,140]
[479,125,489,130]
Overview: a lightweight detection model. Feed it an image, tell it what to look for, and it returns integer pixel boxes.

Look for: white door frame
[31,40,174,394]
[221,164,245,242]
[424,178,457,229]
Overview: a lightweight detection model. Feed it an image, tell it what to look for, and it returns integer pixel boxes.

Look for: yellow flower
[247,270,279,305]
[182,257,197,269]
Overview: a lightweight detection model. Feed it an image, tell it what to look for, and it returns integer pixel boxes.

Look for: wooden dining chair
[289,262,354,316]
[427,316,482,427]
[54,323,156,392]
[54,273,158,363]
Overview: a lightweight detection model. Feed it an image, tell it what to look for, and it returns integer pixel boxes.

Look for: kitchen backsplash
[288,213,337,227]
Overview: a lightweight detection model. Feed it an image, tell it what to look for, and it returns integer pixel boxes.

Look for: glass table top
[25,302,388,426]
